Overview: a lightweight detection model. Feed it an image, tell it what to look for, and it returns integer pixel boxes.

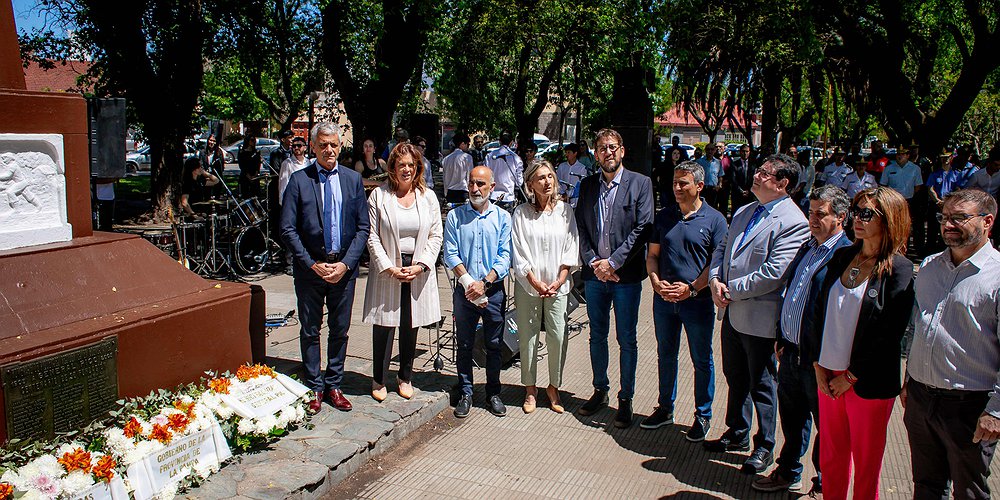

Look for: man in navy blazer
[281,122,370,413]
[752,185,852,494]
[575,128,654,428]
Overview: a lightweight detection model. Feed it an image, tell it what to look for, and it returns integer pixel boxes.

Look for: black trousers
[720,314,778,451]
[295,269,355,392]
[776,346,821,482]
[372,254,418,385]
[904,380,996,500]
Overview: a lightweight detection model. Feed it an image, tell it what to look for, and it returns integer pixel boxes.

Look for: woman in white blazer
[364,142,443,402]
[512,159,580,414]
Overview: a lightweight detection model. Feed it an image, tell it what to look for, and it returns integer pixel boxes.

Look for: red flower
[167,412,189,432]
[0,482,14,500]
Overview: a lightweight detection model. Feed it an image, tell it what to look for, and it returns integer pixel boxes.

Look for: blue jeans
[652,296,715,418]
[584,279,642,399]
[454,284,506,396]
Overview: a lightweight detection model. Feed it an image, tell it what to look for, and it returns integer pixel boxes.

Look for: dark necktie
[320,168,336,252]
[739,205,766,246]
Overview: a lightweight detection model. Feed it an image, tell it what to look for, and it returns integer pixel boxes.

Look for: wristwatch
[688,283,698,297]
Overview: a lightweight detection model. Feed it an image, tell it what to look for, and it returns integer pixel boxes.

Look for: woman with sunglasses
[363,142,442,401]
[803,186,915,500]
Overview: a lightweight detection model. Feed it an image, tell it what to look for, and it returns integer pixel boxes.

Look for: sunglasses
[851,207,880,222]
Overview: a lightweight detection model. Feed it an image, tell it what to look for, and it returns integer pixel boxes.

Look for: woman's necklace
[848,253,876,287]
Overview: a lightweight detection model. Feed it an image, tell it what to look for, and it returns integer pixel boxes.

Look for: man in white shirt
[820,147,853,186]
[967,147,1000,198]
[557,143,588,207]
[443,133,474,204]
[880,146,924,200]
[904,188,999,499]
[278,136,310,205]
[839,160,877,199]
[485,132,524,208]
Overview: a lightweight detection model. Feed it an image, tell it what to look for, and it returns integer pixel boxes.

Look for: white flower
[254,415,278,435]
[1,469,20,486]
[60,470,94,496]
[236,418,256,435]
[26,469,61,499]
[156,480,179,500]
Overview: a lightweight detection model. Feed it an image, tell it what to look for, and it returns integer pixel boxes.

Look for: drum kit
[127,171,278,277]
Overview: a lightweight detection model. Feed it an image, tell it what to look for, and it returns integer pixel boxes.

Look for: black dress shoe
[578,389,609,416]
[703,435,750,452]
[742,447,774,474]
[488,395,507,417]
[613,398,633,428]
[454,394,472,418]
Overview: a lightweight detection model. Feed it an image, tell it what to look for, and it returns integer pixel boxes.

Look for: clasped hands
[529,275,566,298]
[653,279,691,302]
[383,264,424,283]
[814,363,854,400]
[592,259,619,282]
[311,261,348,283]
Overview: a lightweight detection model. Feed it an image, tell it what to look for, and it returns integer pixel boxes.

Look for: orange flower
[149,423,172,444]
[208,377,231,394]
[236,364,276,381]
[58,447,92,473]
[91,455,116,483]
[167,412,189,432]
[0,482,14,500]
[123,417,142,439]
[173,400,196,419]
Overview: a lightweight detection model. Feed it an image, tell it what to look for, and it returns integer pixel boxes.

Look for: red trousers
[817,384,895,500]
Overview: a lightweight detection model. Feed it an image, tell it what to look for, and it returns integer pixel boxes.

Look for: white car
[224,138,281,164]
[125,143,199,174]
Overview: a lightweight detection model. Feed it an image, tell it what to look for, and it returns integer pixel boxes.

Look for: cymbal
[192,199,227,206]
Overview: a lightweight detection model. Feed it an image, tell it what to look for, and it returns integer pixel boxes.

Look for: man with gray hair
[904,189,999,499]
[281,122,371,414]
[753,184,851,494]
[642,160,727,440]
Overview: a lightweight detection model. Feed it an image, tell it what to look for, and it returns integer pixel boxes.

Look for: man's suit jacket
[730,158,756,197]
[777,233,853,367]
[803,246,914,399]
[280,162,371,280]
[576,168,653,283]
[710,197,809,337]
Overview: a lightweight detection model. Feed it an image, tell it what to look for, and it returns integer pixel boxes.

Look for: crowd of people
[278,121,999,500]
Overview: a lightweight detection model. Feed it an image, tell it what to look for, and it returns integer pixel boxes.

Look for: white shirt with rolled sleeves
[880,160,923,199]
[442,148,473,194]
[485,145,523,203]
[907,244,1000,417]
[511,200,581,297]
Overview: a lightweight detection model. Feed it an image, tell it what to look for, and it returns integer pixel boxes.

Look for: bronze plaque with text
[2,337,118,441]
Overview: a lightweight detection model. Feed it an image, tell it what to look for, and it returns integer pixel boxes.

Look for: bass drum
[224,226,268,274]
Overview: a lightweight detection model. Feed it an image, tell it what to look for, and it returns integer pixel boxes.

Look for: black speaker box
[87,98,127,178]
[406,113,441,159]
[473,307,519,367]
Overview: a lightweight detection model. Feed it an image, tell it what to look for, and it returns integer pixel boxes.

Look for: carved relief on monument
[0,134,72,251]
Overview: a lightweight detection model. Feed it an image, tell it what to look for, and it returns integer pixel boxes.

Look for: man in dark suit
[281,122,370,413]
[575,128,654,428]
[707,154,810,474]
[729,144,756,218]
[753,185,851,494]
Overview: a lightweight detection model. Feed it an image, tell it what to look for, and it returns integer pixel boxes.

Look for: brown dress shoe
[308,391,323,413]
[326,388,353,411]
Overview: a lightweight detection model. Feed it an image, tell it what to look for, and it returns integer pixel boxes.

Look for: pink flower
[150,414,169,426]
[30,472,59,496]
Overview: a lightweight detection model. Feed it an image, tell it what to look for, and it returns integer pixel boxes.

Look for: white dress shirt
[278,155,309,204]
[557,160,588,207]
[442,148,473,193]
[908,244,1000,416]
[511,200,581,296]
[486,145,523,202]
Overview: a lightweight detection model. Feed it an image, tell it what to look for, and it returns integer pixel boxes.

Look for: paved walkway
[190,266,999,499]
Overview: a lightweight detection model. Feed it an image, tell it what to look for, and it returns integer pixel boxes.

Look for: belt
[913,380,988,401]
[324,251,344,263]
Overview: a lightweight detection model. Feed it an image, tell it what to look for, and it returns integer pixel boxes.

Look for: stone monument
[0,0,261,442]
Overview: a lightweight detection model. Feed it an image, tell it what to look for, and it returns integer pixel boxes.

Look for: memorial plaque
[2,337,118,440]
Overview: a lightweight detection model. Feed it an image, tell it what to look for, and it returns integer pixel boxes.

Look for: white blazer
[363,185,443,327]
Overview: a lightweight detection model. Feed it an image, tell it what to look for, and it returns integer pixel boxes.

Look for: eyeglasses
[851,207,881,222]
[596,144,621,154]
[936,212,989,225]
[755,169,776,180]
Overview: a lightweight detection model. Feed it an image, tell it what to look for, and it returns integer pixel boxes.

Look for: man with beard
[444,166,513,418]
[575,128,654,428]
[904,189,999,499]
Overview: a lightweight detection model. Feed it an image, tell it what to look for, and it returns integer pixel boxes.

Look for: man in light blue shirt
[697,143,724,209]
[444,165,512,419]
[880,147,923,199]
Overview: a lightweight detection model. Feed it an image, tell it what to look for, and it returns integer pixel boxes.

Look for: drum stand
[254,162,283,271]
[197,209,232,276]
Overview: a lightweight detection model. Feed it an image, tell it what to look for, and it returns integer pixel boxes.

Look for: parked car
[224,138,281,164]
[125,143,199,174]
